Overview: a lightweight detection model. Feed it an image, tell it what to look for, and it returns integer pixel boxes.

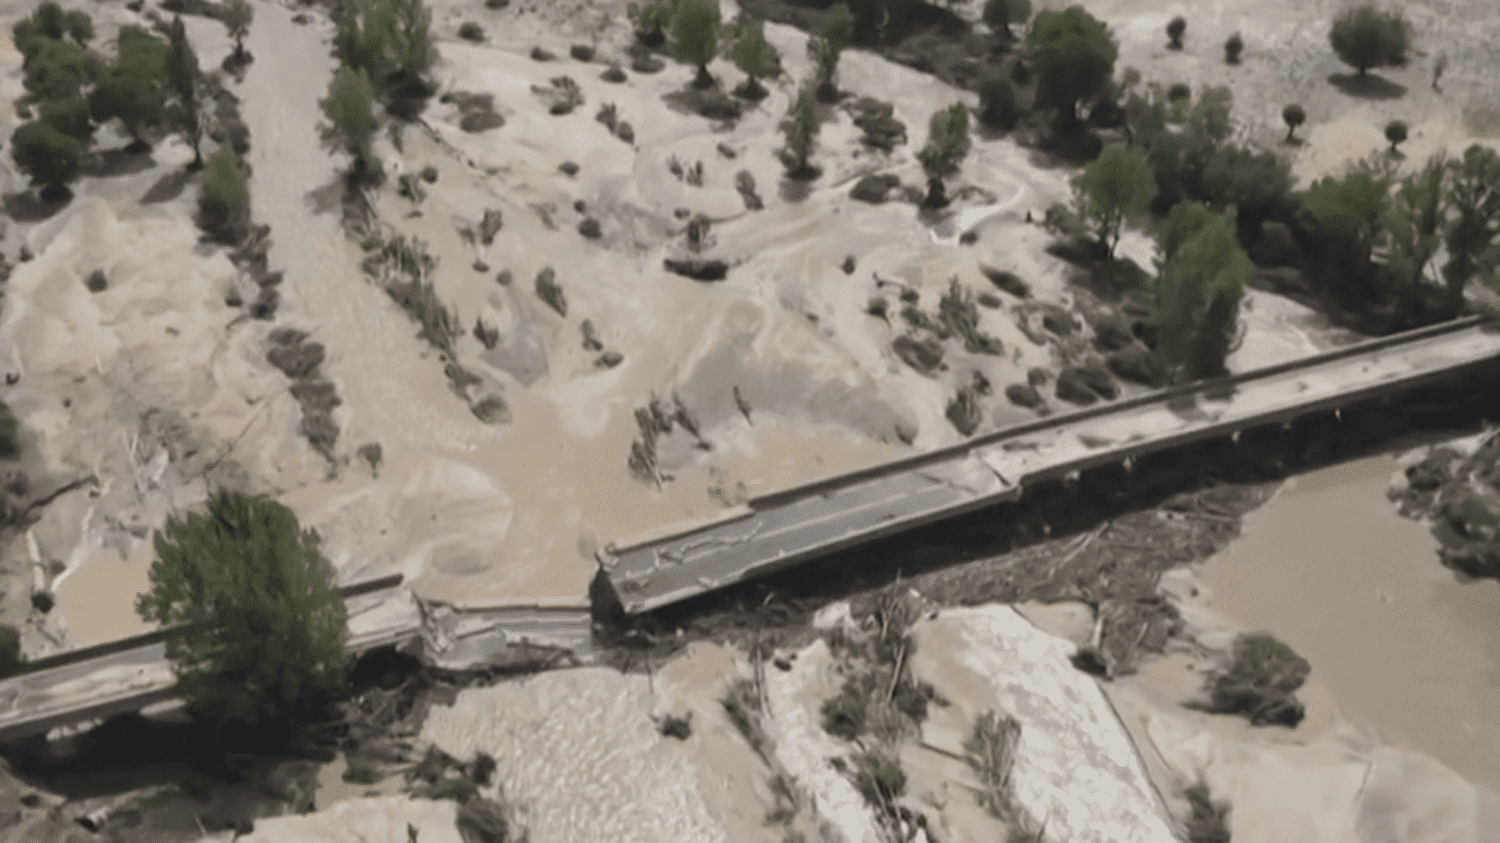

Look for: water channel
[1198,453,1500,793]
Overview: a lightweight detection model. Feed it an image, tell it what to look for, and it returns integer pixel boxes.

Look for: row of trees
[321,0,436,181]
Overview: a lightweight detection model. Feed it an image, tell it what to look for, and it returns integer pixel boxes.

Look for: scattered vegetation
[1329,5,1409,78]
[221,0,253,63]
[966,710,1046,841]
[134,491,350,750]
[720,676,768,758]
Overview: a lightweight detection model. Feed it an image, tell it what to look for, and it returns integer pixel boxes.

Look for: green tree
[1072,144,1155,258]
[11,120,83,202]
[779,85,820,179]
[1027,5,1117,135]
[21,37,100,101]
[322,65,379,179]
[671,0,720,89]
[627,0,680,47]
[222,0,253,60]
[336,0,435,104]
[917,103,971,208]
[198,145,251,243]
[1380,152,1447,301]
[977,71,1019,131]
[1282,103,1305,143]
[89,51,170,151]
[63,9,92,46]
[13,2,65,59]
[1298,165,1392,307]
[165,15,203,169]
[982,0,1031,41]
[807,4,852,103]
[728,16,778,100]
[1441,145,1500,307]
[1186,84,1232,143]
[1384,119,1407,154]
[1153,200,1219,267]
[1166,16,1185,50]
[37,94,92,143]
[134,491,350,745]
[1153,211,1249,382]
[1200,145,1293,241]
[1329,6,1408,78]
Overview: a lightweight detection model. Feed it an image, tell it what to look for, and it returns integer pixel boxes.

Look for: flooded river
[1198,454,1500,792]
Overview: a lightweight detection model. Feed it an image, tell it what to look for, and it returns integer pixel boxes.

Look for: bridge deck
[602,316,1500,615]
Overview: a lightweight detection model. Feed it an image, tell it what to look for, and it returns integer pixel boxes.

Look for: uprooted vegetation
[627,391,709,486]
[966,709,1048,843]
[1192,632,1311,727]
[817,582,943,837]
[1182,778,1233,843]
[1390,428,1500,579]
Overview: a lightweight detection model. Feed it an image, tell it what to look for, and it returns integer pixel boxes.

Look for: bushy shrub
[977,72,1019,131]
[1072,144,1155,259]
[917,103,971,208]
[779,86,821,179]
[1027,6,1116,134]
[670,0,719,89]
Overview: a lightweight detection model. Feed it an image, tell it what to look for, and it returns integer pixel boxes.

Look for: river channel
[1198,453,1500,793]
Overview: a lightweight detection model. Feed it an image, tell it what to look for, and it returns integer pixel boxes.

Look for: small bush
[821,690,866,740]
[343,756,382,784]
[658,712,692,740]
[601,64,627,82]
[892,334,944,375]
[569,44,594,61]
[469,752,496,787]
[457,22,484,43]
[1168,83,1191,103]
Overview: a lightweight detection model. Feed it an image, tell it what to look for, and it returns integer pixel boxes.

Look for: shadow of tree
[2,190,69,222]
[140,169,197,205]
[1328,72,1407,100]
[79,148,157,179]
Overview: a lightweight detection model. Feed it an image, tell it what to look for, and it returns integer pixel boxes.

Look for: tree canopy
[1027,5,1117,132]
[322,65,379,176]
[779,85,820,179]
[1152,210,1249,382]
[166,15,203,167]
[222,0,253,57]
[1441,145,1500,304]
[807,4,852,101]
[1329,6,1408,77]
[982,0,1031,40]
[336,0,435,102]
[917,103,971,207]
[21,37,100,101]
[135,491,350,740]
[1298,163,1393,307]
[10,119,83,202]
[198,145,251,244]
[1072,143,1155,258]
[727,16,778,98]
[671,0,720,87]
[89,37,171,148]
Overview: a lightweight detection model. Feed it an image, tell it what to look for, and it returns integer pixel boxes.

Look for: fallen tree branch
[23,475,99,517]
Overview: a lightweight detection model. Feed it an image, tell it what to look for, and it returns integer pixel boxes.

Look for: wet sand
[1198,454,1500,792]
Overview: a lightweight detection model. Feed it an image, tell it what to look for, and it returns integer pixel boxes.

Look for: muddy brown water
[1198,454,1500,793]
